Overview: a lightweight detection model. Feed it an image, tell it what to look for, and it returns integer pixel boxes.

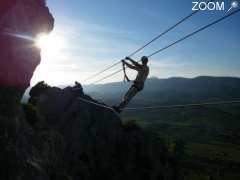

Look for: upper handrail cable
[91,8,240,84]
[83,1,214,82]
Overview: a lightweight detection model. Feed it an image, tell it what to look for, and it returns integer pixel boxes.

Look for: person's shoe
[112,106,122,113]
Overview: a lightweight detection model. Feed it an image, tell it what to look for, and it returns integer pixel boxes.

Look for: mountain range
[83,76,240,107]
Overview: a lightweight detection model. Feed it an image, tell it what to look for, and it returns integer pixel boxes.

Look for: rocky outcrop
[23,82,175,180]
[0,80,176,180]
[0,0,54,89]
[0,1,54,179]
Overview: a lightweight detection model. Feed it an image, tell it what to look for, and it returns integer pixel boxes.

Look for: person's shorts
[132,81,144,91]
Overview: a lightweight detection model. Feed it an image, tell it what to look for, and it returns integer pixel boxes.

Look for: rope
[77,97,114,110]
[125,100,240,110]
[91,68,123,84]
[122,61,130,82]
[83,61,122,82]
[127,10,200,57]
[91,8,240,84]
[76,97,240,111]
[83,0,214,83]
[148,8,240,58]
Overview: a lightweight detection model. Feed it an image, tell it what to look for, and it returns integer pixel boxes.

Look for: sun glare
[32,32,68,85]
[35,33,65,59]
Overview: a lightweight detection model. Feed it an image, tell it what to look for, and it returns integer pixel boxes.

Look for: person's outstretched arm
[122,60,137,70]
[125,57,141,68]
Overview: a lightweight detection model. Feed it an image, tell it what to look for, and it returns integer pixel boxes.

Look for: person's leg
[118,86,138,109]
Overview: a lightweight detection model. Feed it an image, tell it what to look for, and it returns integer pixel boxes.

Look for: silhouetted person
[113,56,149,113]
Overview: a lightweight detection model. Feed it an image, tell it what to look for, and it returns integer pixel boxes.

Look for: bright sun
[35,33,65,59]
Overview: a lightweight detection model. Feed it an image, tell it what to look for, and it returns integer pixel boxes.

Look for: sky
[31,0,240,86]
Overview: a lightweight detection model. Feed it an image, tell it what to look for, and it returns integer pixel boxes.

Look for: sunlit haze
[31,0,240,87]
[35,33,65,59]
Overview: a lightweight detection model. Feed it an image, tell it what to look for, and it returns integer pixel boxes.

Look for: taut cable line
[91,8,240,84]
[77,97,240,111]
[83,0,215,83]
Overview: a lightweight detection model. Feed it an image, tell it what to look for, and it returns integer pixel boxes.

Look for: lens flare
[35,33,65,59]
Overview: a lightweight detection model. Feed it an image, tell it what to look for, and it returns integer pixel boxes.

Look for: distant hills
[83,76,240,106]
[23,76,240,106]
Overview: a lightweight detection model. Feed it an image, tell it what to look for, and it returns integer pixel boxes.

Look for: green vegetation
[123,104,240,180]
[122,118,140,130]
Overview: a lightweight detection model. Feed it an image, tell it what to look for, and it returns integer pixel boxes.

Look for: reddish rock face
[0,0,54,90]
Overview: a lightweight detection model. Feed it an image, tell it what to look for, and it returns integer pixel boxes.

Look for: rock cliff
[0,0,54,89]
